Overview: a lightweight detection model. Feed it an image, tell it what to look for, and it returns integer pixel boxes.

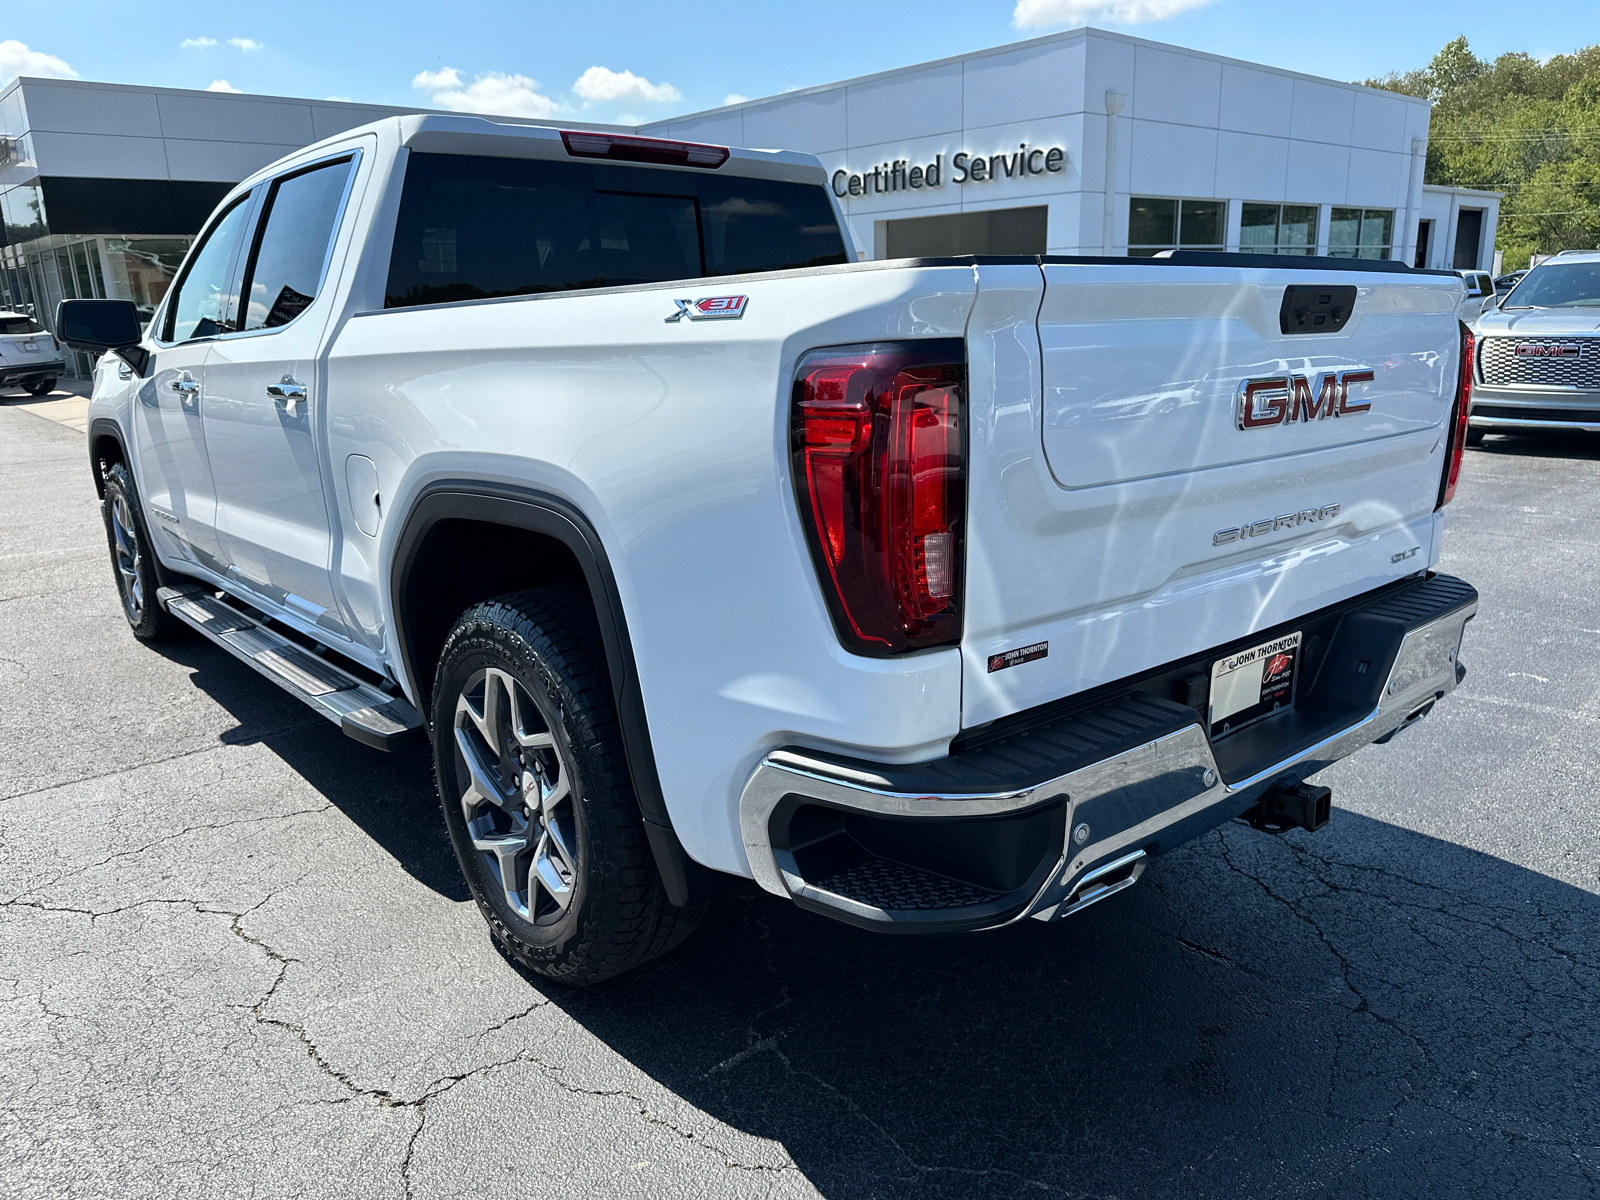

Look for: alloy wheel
[110,493,144,622]
[452,667,579,924]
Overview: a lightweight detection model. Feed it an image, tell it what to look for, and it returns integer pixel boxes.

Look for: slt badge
[665,295,749,323]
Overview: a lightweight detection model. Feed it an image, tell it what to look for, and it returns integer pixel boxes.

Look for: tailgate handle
[1279,285,1356,335]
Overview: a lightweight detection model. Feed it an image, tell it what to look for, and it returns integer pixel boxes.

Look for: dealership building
[1,26,1501,377]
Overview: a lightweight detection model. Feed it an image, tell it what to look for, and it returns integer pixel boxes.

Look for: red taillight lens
[1439,321,1475,508]
[559,130,729,169]
[792,342,965,655]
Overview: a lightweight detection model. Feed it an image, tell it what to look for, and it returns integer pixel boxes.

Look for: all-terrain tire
[101,462,180,641]
[432,588,706,986]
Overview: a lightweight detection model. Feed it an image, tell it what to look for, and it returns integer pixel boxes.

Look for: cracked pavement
[2,400,1598,1198]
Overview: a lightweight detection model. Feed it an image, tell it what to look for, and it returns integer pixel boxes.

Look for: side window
[239,157,354,330]
[164,196,253,343]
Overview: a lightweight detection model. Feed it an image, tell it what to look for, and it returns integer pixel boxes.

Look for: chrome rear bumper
[739,575,1477,932]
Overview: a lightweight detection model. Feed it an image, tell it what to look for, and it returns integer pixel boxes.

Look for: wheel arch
[389,480,713,906]
[88,417,129,500]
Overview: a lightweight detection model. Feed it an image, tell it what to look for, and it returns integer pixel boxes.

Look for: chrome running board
[157,584,423,751]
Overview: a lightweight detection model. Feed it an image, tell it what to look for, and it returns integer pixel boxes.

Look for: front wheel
[101,462,178,640]
[432,589,705,986]
[1464,426,1485,447]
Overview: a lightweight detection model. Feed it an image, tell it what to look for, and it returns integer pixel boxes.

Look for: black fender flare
[87,416,128,499]
[389,480,714,906]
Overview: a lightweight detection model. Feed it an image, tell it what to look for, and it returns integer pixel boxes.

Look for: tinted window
[165,196,252,342]
[385,153,847,309]
[1504,262,1600,308]
[0,316,44,335]
[240,158,354,330]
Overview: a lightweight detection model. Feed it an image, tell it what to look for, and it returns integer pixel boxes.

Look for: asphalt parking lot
[2,395,1597,1200]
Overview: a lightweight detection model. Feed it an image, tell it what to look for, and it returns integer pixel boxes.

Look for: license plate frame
[1209,631,1302,739]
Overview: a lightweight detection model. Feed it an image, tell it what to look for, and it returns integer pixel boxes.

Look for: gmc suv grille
[1478,336,1600,389]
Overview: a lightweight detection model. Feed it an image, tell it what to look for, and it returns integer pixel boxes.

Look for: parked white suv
[64,116,1479,984]
[0,311,65,395]
[1469,250,1600,442]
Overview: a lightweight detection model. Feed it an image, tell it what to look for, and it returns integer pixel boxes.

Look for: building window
[1128,197,1226,257]
[883,206,1048,258]
[1328,208,1394,259]
[103,238,189,326]
[1240,203,1318,255]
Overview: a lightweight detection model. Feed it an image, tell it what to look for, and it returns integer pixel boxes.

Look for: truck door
[202,153,357,639]
[131,192,256,573]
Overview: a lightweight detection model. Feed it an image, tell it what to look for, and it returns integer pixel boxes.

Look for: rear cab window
[384,153,848,309]
[240,156,356,329]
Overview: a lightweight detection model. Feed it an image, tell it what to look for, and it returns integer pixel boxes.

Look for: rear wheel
[25,377,55,397]
[101,462,178,641]
[432,589,706,986]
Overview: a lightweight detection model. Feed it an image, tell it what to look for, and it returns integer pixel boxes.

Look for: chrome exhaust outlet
[1057,850,1147,919]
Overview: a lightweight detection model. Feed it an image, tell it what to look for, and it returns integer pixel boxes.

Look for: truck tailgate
[961,261,1463,728]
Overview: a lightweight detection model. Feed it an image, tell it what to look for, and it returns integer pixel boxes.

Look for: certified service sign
[832,145,1067,199]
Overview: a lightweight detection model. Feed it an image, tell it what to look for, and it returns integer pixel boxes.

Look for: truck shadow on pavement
[147,633,469,902]
[159,632,1597,1197]
[548,815,1599,1198]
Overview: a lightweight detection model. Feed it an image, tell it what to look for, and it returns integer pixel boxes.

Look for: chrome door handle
[170,373,198,395]
[267,375,307,417]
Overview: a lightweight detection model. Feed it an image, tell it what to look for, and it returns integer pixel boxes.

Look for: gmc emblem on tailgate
[1236,369,1375,430]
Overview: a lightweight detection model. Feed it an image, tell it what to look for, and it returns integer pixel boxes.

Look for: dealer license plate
[1209,631,1302,739]
[23,341,39,352]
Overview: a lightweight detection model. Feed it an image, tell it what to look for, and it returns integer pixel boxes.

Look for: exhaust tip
[1057,850,1147,918]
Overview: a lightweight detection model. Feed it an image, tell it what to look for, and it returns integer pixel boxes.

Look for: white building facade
[1,27,1504,378]
[643,28,1491,268]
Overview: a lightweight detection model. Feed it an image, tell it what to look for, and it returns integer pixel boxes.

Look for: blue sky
[4,0,1599,125]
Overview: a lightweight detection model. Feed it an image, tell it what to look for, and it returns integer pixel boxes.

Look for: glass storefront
[0,234,190,376]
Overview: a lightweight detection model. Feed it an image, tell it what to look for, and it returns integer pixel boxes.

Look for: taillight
[559,130,729,169]
[791,341,965,655]
[1438,321,1474,508]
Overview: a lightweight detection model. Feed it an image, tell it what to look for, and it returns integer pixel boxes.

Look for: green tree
[1365,38,1600,269]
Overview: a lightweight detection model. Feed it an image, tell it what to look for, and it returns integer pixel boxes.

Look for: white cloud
[414,69,558,118]
[723,93,750,106]
[0,40,77,84]
[324,94,353,102]
[411,67,461,91]
[1013,0,1210,26]
[179,36,217,49]
[228,38,263,52]
[206,79,242,93]
[572,66,680,105]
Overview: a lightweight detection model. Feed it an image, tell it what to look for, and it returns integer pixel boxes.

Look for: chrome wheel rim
[453,667,578,924]
[110,493,143,622]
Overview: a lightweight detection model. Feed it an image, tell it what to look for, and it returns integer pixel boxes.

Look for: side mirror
[56,299,149,375]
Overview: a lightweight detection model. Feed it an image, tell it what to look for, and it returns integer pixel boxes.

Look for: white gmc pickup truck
[66,115,1479,985]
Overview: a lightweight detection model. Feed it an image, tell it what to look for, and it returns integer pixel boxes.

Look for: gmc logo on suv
[1514,342,1580,358]
[1236,369,1375,430]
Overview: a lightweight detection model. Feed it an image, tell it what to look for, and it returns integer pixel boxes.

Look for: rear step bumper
[739,573,1476,933]
[157,585,423,750]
